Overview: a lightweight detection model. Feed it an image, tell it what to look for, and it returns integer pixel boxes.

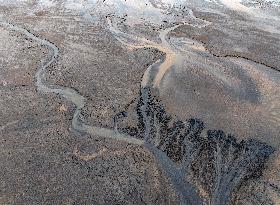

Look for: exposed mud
[0,0,280,204]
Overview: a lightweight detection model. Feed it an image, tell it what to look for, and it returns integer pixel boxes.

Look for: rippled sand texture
[0,0,280,204]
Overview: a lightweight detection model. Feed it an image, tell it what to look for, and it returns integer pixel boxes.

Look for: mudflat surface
[0,0,279,204]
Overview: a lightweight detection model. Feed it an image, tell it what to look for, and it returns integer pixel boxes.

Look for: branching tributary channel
[0,17,207,204]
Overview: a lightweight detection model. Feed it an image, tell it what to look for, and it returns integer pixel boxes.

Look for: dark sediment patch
[115,86,276,204]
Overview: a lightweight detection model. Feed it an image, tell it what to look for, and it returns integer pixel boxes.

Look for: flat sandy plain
[0,0,279,204]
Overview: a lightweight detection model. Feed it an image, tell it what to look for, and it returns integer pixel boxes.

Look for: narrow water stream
[0,21,144,145]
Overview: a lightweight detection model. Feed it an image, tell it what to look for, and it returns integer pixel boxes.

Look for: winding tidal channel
[0,20,145,145]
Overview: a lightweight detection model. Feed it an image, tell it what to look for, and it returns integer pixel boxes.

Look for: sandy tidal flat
[0,0,280,204]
